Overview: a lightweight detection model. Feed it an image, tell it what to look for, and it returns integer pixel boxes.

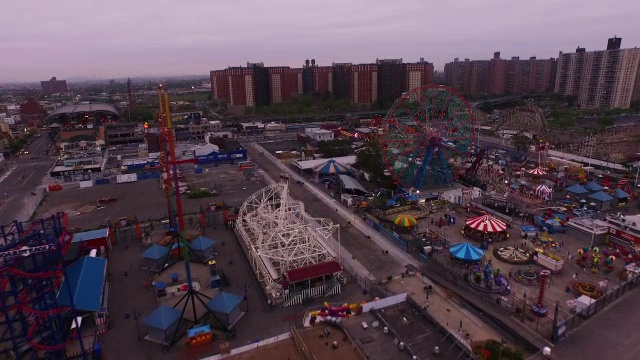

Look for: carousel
[528,167,548,177]
[461,214,509,243]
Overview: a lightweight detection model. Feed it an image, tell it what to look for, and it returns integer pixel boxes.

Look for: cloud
[0,0,638,81]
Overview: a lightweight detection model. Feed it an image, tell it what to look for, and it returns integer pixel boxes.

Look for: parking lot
[35,164,268,230]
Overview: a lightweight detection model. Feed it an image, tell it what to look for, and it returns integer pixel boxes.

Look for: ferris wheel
[382,85,475,189]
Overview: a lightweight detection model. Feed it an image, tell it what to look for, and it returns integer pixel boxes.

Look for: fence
[552,276,639,343]
[421,254,549,352]
[363,215,408,251]
[18,187,47,222]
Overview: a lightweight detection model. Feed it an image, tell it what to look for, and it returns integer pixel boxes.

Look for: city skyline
[1,0,639,82]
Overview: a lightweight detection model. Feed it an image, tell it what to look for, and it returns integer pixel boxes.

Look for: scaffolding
[0,213,87,359]
[236,183,340,303]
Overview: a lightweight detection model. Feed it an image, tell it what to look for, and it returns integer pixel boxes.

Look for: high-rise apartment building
[445,54,556,96]
[376,59,406,105]
[268,67,302,104]
[41,77,68,95]
[351,64,378,105]
[555,37,640,108]
[406,58,434,91]
[489,52,508,95]
[332,63,352,100]
[210,57,434,109]
[313,66,333,95]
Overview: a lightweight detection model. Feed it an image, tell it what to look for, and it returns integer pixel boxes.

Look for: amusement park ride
[382,85,476,190]
[155,86,232,349]
[0,213,89,359]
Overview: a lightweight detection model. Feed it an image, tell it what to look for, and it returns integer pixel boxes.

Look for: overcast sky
[1,0,638,82]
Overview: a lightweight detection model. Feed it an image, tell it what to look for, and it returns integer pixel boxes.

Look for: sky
[1,0,639,82]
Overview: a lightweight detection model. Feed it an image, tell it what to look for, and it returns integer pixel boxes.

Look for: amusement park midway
[245,142,506,343]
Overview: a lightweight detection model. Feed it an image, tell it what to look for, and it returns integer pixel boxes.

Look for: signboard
[608,228,640,244]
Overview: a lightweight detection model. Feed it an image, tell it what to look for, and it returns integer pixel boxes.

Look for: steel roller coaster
[0,213,88,359]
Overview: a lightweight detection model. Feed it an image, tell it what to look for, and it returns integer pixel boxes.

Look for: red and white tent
[535,184,553,200]
[465,214,507,232]
[528,167,548,176]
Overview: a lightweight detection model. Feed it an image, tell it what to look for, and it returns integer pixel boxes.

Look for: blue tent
[589,191,614,202]
[57,256,107,312]
[510,183,520,190]
[613,188,630,199]
[566,184,589,194]
[189,236,215,250]
[585,181,604,192]
[207,291,243,315]
[449,243,485,262]
[143,306,181,331]
[142,244,169,260]
[315,159,348,175]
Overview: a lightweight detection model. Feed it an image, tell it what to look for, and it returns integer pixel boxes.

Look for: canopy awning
[338,174,367,193]
[465,214,507,232]
[449,243,485,261]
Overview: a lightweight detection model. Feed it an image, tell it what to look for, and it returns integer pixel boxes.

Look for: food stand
[534,249,564,272]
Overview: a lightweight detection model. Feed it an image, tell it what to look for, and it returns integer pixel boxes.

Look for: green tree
[596,116,614,129]
[510,134,530,153]
[355,138,385,180]
[125,106,155,122]
[316,139,351,158]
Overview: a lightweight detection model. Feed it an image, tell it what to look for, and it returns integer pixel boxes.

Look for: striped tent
[535,184,553,200]
[449,243,485,261]
[315,159,349,175]
[394,214,417,227]
[528,167,547,176]
[465,214,507,232]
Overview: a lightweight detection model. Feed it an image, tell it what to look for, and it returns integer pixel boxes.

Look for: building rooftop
[57,256,107,312]
[143,306,182,331]
[72,228,109,243]
[207,291,244,315]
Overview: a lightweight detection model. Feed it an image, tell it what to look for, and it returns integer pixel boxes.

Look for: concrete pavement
[250,142,502,344]
[0,134,55,224]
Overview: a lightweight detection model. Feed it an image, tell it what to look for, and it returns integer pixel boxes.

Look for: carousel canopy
[585,181,604,192]
[528,167,547,176]
[394,214,417,227]
[613,188,630,199]
[566,184,589,194]
[449,243,485,261]
[315,159,349,175]
[465,214,507,232]
[589,191,614,202]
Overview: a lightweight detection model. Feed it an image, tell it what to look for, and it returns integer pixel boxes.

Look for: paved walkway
[251,143,502,344]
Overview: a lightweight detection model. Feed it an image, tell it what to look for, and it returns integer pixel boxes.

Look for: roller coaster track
[473,105,640,161]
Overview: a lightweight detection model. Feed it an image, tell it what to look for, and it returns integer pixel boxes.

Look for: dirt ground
[225,338,303,360]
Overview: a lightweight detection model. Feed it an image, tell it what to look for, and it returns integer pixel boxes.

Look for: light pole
[634,154,640,188]
[589,215,597,249]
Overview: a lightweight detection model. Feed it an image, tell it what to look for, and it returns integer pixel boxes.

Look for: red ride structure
[0,213,88,359]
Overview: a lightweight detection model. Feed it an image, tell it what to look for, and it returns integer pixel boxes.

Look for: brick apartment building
[210,62,270,111]
[41,77,68,96]
[210,58,434,108]
[268,67,302,104]
[555,37,640,108]
[444,53,557,96]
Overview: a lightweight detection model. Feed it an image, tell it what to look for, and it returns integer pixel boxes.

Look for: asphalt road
[0,134,55,224]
